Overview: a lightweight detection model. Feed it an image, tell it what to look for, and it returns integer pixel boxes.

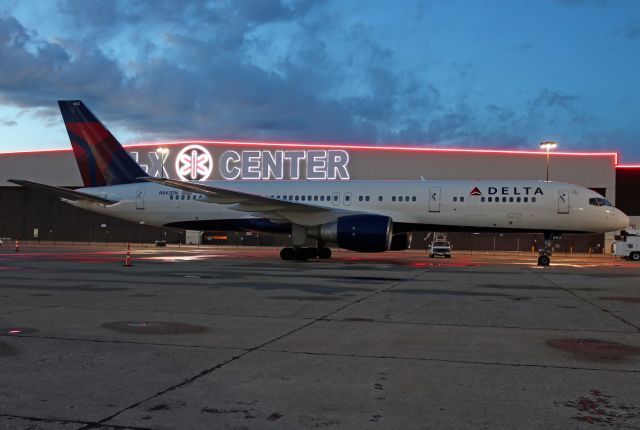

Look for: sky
[1,0,639,162]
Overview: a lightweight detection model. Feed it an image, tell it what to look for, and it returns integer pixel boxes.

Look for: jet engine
[307,214,393,252]
[389,232,412,251]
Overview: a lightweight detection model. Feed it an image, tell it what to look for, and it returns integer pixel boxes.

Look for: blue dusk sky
[1,0,639,161]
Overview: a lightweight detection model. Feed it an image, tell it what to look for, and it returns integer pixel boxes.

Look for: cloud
[0,1,638,161]
[0,119,17,126]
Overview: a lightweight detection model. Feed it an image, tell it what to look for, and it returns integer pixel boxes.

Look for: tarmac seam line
[84,267,429,429]
[533,271,640,333]
[0,413,152,430]
[260,348,640,374]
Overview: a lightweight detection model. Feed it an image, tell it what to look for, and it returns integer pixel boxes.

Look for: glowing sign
[175,145,214,181]
[219,150,350,180]
[130,148,350,180]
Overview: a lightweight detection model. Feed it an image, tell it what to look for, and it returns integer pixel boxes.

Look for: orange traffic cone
[14,239,19,253]
[124,242,133,267]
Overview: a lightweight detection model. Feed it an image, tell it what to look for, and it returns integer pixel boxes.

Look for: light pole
[540,141,558,181]
[156,148,169,178]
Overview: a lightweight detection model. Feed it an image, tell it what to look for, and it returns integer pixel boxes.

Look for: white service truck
[613,230,640,261]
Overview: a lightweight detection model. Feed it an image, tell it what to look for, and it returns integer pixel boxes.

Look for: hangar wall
[0,142,627,253]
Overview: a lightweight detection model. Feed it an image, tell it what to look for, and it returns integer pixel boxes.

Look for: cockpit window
[589,197,612,207]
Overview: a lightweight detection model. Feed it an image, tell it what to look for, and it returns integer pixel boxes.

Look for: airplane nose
[614,209,629,231]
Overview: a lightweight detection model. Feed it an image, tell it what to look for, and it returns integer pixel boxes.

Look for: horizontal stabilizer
[8,179,117,205]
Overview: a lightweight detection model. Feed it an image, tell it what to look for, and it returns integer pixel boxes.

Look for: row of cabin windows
[265,194,418,203]
[453,196,537,203]
[170,194,205,200]
[269,194,337,202]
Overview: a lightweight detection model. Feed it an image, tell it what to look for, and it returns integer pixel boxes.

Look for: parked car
[429,241,452,258]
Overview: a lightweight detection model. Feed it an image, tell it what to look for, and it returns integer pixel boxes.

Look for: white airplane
[9,101,629,265]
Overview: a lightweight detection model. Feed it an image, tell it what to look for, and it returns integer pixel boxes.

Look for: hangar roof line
[0,139,625,165]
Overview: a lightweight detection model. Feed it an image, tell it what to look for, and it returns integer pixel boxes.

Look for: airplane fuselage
[69,179,628,235]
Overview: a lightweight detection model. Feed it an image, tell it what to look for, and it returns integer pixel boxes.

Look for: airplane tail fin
[58,100,148,187]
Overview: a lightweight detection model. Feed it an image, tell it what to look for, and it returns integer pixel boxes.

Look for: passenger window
[481,197,485,202]
[295,195,299,201]
[487,197,492,202]
[320,196,325,201]
[378,196,383,201]
[524,197,528,202]
[399,196,403,202]
[314,196,318,201]
[460,197,464,202]
[509,197,514,202]
[453,197,457,202]
[170,195,173,200]
[301,196,306,201]
[516,197,521,202]
[333,195,338,201]
[532,197,536,203]
[366,196,370,202]
[412,196,416,202]
[359,196,363,202]
[392,196,396,202]
[345,195,350,201]
[502,197,507,202]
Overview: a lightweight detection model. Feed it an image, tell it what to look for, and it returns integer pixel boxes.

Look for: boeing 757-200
[9,101,629,265]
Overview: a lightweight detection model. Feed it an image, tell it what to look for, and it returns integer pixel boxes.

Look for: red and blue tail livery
[58,100,148,187]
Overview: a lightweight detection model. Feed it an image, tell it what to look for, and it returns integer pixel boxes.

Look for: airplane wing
[140,177,330,213]
[8,179,118,205]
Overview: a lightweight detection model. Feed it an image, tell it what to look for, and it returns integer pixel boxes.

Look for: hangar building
[0,141,637,253]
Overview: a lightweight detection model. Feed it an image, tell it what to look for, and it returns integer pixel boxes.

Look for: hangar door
[558,189,569,214]
[428,187,441,212]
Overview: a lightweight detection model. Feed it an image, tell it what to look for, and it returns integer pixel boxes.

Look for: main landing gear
[280,247,332,261]
[537,232,560,266]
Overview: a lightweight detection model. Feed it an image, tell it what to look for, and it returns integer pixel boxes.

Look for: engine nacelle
[308,214,393,252]
[389,233,412,251]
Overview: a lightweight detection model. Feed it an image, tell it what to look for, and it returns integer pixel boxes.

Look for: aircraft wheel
[318,247,332,259]
[294,247,309,261]
[280,247,295,261]
[306,247,319,259]
[537,255,551,266]
[631,252,640,261]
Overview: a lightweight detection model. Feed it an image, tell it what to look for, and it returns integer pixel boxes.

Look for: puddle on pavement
[0,327,38,335]
[268,295,341,301]
[599,296,640,303]
[101,321,208,335]
[547,338,640,360]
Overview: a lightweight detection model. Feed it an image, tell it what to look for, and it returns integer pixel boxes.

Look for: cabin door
[558,189,569,214]
[428,187,441,212]
[136,186,146,210]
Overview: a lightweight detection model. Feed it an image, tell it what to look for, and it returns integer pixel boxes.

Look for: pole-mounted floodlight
[156,148,169,178]
[540,141,558,181]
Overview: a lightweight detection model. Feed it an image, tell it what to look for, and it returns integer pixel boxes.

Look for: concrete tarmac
[0,245,639,429]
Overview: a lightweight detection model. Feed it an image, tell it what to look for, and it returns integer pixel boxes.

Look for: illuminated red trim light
[0,140,621,165]
[616,165,640,169]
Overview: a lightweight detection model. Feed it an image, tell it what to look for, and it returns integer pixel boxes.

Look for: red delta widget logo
[469,186,544,196]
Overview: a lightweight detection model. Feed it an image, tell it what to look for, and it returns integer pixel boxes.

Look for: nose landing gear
[537,232,561,266]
